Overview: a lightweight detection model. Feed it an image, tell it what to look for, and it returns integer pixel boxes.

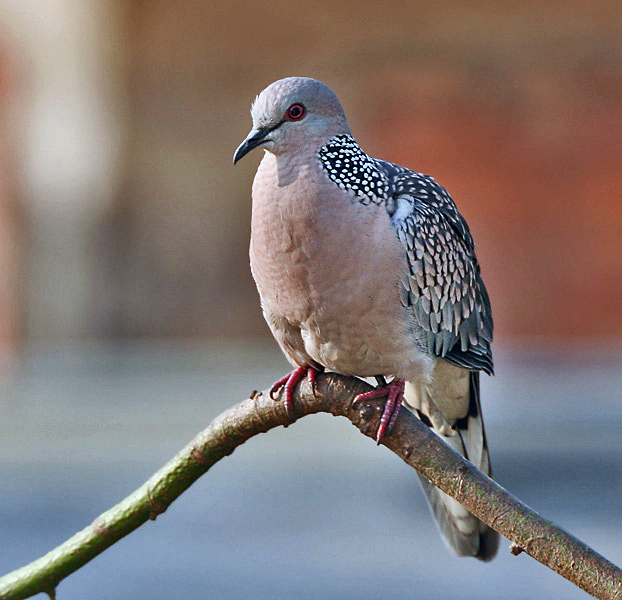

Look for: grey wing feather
[378,160,494,374]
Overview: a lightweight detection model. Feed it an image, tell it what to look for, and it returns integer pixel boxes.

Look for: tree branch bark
[0,373,620,600]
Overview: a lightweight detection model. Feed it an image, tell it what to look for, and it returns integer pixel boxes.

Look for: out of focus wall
[0,1,620,349]
[0,0,127,348]
[0,37,20,353]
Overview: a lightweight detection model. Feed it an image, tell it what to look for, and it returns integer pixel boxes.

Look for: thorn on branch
[402,444,415,459]
[510,543,525,556]
[354,401,375,422]
[91,518,111,538]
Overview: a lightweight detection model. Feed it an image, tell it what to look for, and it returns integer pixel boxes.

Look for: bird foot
[352,379,405,443]
[270,365,323,420]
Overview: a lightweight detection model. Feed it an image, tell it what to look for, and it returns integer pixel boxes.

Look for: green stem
[0,373,620,600]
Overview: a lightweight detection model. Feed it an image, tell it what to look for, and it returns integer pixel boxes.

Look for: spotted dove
[234,76,498,561]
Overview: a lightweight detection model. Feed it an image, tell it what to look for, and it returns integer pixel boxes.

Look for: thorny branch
[0,372,620,600]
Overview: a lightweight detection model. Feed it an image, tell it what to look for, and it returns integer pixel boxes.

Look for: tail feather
[405,366,499,561]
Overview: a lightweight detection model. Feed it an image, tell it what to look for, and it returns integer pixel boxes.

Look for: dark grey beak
[233,127,272,164]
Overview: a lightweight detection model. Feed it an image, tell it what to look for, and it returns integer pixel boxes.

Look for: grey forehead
[251,77,341,119]
[263,77,335,99]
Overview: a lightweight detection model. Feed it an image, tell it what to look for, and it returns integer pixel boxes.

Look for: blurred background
[0,1,620,599]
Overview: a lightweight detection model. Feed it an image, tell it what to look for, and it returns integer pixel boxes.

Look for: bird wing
[374,159,498,560]
[377,161,494,374]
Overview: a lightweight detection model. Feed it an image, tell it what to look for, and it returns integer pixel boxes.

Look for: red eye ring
[286,103,306,121]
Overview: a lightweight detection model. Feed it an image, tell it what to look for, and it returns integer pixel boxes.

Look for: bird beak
[233,127,272,164]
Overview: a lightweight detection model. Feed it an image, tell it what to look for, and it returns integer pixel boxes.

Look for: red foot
[270,365,322,420]
[352,379,405,443]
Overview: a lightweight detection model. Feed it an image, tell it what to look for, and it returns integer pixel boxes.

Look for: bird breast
[249,151,424,378]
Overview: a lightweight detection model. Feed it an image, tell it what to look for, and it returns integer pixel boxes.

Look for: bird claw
[270,365,321,420]
[269,373,292,400]
[352,379,405,443]
[306,365,324,397]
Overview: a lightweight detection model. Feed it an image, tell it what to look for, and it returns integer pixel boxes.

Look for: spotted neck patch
[318,135,389,205]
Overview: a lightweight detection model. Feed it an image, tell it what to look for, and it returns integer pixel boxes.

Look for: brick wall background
[0,0,620,349]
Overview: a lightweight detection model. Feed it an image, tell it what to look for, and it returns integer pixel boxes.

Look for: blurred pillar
[2,0,127,341]
[0,40,20,357]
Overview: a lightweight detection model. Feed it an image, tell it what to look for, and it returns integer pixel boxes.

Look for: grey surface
[1,341,621,599]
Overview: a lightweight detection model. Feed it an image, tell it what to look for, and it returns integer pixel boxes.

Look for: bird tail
[404,367,499,561]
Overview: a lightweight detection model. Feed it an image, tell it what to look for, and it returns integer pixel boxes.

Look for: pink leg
[352,379,405,443]
[270,365,321,420]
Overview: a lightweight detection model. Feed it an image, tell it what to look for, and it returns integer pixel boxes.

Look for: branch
[0,373,620,600]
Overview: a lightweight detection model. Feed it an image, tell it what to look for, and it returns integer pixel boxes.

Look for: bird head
[233,77,350,164]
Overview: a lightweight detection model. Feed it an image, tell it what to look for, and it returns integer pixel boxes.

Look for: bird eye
[286,103,306,121]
